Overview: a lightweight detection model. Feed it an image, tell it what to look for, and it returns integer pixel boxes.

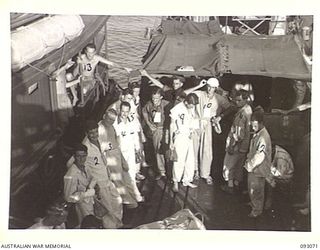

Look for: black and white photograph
[1,0,319,249]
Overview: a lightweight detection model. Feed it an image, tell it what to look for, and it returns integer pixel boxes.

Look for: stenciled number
[94,156,99,165]
[178,113,185,125]
[204,103,212,109]
[84,63,92,71]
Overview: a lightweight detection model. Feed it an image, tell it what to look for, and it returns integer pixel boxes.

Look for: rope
[57,37,67,71]
[25,62,51,77]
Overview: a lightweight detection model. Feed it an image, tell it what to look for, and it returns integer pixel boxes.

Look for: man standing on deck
[98,109,139,208]
[193,78,232,185]
[142,87,169,180]
[221,90,252,194]
[170,93,200,192]
[244,106,272,218]
[109,88,147,179]
[113,102,145,202]
[82,120,123,228]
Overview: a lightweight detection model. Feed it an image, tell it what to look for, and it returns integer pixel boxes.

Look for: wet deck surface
[122,161,310,231]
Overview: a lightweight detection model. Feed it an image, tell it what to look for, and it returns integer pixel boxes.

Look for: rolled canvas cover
[11,15,85,71]
[50,15,84,41]
[11,27,46,71]
[28,16,65,54]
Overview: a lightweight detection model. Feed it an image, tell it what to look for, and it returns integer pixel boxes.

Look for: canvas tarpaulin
[142,33,311,80]
[161,19,223,35]
[142,34,222,77]
[219,35,311,80]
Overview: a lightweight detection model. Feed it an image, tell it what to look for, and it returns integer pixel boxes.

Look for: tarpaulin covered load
[136,209,206,230]
[143,26,311,80]
[142,34,222,76]
[161,19,223,35]
[218,35,311,80]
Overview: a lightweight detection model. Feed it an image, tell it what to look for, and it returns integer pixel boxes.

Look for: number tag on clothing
[94,157,99,165]
[84,63,92,71]
[154,112,161,123]
[178,114,185,125]
[203,103,212,118]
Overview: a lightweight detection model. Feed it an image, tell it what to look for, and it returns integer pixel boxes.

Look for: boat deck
[123,165,310,231]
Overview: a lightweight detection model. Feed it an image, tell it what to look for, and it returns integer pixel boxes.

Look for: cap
[207,78,219,88]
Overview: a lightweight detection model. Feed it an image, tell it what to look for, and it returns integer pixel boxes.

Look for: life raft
[11,15,85,71]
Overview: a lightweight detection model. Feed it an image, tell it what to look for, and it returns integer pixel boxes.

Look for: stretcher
[136,209,206,230]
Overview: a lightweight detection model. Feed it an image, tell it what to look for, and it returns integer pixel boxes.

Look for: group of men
[57,43,295,229]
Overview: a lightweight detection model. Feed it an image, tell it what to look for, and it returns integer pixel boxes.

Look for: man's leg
[182,141,196,185]
[199,126,213,182]
[153,129,166,176]
[248,173,265,217]
[172,134,189,191]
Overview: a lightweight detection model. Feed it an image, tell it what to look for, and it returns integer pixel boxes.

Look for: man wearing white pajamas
[194,78,231,184]
[113,102,145,202]
[109,88,147,178]
[170,93,199,192]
